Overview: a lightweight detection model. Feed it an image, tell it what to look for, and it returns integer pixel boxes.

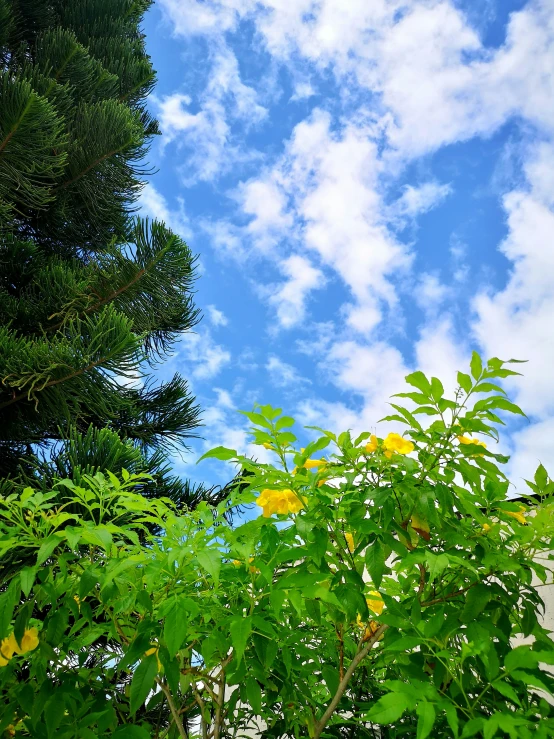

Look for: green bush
[0,354,553,738]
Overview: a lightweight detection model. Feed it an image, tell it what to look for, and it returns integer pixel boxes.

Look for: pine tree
[0,0,219,507]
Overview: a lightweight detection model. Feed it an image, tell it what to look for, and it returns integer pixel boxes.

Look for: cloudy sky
[141,0,554,492]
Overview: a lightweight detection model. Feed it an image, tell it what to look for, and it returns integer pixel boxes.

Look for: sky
[140,0,554,494]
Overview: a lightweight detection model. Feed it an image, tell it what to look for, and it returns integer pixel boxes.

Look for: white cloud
[390,181,452,220]
[139,183,191,239]
[473,194,554,419]
[290,80,316,101]
[506,417,554,492]
[449,234,469,283]
[471,137,554,485]
[265,254,325,329]
[239,109,411,333]
[206,305,229,327]
[178,331,231,379]
[157,0,554,487]
[414,273,450,313]
[155,44,266,183]
[161,0,554,150]
[233,177,294,250]
[295,338,411,438]
[158,0,250,36]
[415,317,469,395]
[200,219,245,257]
[266,355,310,388]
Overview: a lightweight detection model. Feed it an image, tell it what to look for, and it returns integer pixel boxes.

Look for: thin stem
[193,686,209,739]
[156,678,187,739]
[213,663,227,739]
[313,624,388,739]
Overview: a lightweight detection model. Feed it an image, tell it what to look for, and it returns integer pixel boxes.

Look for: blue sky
[139,0,554,492]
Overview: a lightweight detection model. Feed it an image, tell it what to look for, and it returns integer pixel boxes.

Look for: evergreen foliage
[0,0,217,504]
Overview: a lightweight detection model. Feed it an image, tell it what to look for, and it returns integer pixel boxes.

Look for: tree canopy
[0,0,217,507]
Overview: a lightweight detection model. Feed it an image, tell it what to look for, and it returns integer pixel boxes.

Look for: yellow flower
[383,433,414,458]
[263,442,273,450]
[233,557,258,573]
[0,628,39,664]
[345,532,355,553]
[458,435,487,449]
[317,478,328,488]
[304,458,326,470]
[363,621,381,642]
[505,506,526,525]
[18,628,39,654]
[482,523,492,534]
[145,646,162,670]
[364,435,378,453]
[256,489,304,518]
[366,591,384,616]
[0,634,18,662]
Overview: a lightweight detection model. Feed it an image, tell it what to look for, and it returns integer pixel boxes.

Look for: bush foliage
[1,355,554,738]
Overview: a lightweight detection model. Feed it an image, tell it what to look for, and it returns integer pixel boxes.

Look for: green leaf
[416,701,436,739]
[384,636,422,652]
[483,715,499,739]
[461,584,491,623]
[113,726,151,738]
[0,579,20,639]
[365,540,386,589]
[504,646,539,672]
[159,648,180,696]
[130,654,158,714]
[457,372,472,393]
[79,568,99,599]
[460,718,484,738]
[393,392,431,405]
[535,463,548,489]
[302,436,331,458]
[80,526,112,552]
[258,404,282,420]
[20,566,37,597]
[37,534,63,565]
[484,397,526,418]
[413,407,438,416]
[470,352,483,380]
[46,607,69,644]
[389,404,424,432]
[430,377,444,402]
[164,599,188,655]
[230,616,252,665]
[78,731,99,739]
[405,371,432,395]
[443,703,459,738]
[245,677,262,714]
[197,548,221,587]
[425,552,449,584]
[197,446,237,463]
[64,526,82,550]
[473,382,506,395]
[309,528,328,567]
[240,411,273,428]
[275,416,295,431]
[277,431,297,445]
[366,693,410,724]
[322,664,339,697]
[13,601,32,646]
[493,680,521,706]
